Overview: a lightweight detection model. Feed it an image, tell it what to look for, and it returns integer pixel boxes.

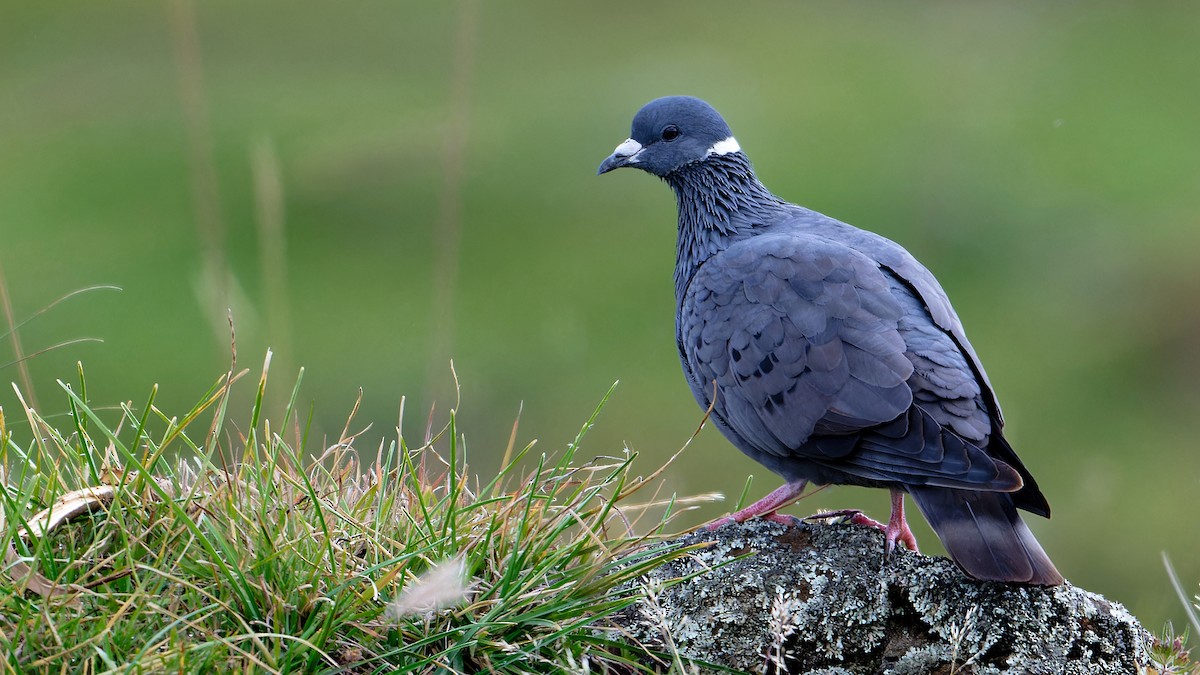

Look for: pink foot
[803,490,920,553]
[704,480,808,531]
[804,508,881,527]
[705,511,800,530]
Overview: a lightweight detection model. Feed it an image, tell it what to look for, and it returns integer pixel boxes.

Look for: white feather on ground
[388,557,472,619]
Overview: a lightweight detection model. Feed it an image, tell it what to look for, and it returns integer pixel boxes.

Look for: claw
[804,508,877,525]
[764,513,804,527]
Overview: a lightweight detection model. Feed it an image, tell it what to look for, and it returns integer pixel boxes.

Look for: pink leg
[705,480,809,530]
[804,489,920,553]
[883,489,919,553]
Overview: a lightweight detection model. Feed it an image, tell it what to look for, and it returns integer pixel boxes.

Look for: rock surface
[610,519,1150,674]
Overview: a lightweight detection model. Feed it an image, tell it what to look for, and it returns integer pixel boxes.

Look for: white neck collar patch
[705,136,741,156]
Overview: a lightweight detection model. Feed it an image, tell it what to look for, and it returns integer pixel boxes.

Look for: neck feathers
[667,153,786,300]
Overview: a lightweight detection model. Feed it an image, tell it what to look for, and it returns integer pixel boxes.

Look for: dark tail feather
[908,487,1063,586]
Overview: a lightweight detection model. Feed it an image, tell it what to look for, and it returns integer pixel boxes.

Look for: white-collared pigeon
[598,96,1062,585]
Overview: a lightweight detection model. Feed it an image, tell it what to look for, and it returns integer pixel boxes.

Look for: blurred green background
[2,1,1197,633]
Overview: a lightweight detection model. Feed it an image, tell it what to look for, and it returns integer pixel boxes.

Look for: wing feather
[679,230,1020,493]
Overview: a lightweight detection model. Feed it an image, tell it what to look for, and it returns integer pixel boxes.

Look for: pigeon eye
[661,125,681,142]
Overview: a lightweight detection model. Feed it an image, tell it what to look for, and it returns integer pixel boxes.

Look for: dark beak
[597,138,643,176]
[597,154,628,175]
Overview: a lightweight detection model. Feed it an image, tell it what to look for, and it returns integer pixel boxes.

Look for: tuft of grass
[1151,554,1200,675]
[0,353,717,674]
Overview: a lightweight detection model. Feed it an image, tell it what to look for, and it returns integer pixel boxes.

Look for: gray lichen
[608,519,1150,674]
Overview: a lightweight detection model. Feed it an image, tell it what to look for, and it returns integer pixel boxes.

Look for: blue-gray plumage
[598,96,1062,585]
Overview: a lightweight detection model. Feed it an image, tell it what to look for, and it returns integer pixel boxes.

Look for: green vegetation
[0,362,717,673]
[2,0,1198,636]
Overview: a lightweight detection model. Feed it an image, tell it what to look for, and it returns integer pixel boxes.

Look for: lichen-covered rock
[609,519,1150,674]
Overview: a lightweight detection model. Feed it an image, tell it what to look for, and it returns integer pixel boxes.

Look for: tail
[908,486,1063,586]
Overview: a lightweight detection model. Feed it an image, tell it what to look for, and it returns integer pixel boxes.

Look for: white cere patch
[705,136,741,156]
[612,138,643,162]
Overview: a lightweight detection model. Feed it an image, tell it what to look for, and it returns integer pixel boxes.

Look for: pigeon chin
[597,138,644,175]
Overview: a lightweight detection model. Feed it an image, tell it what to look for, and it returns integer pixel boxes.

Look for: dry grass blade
[5,486,117,605]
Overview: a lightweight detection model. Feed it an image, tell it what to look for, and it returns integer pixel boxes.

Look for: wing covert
[679,233,915,456]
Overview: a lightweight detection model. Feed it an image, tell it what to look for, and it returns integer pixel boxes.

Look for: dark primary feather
[599,96,1061,585]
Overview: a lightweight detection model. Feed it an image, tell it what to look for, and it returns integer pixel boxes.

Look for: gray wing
[801,209,1006,425]
[680,232,914,453]
[680,231,1019,490]
[776,209,1051,505]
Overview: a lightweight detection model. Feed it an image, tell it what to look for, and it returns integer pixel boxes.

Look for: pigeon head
[597,96,741,178]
